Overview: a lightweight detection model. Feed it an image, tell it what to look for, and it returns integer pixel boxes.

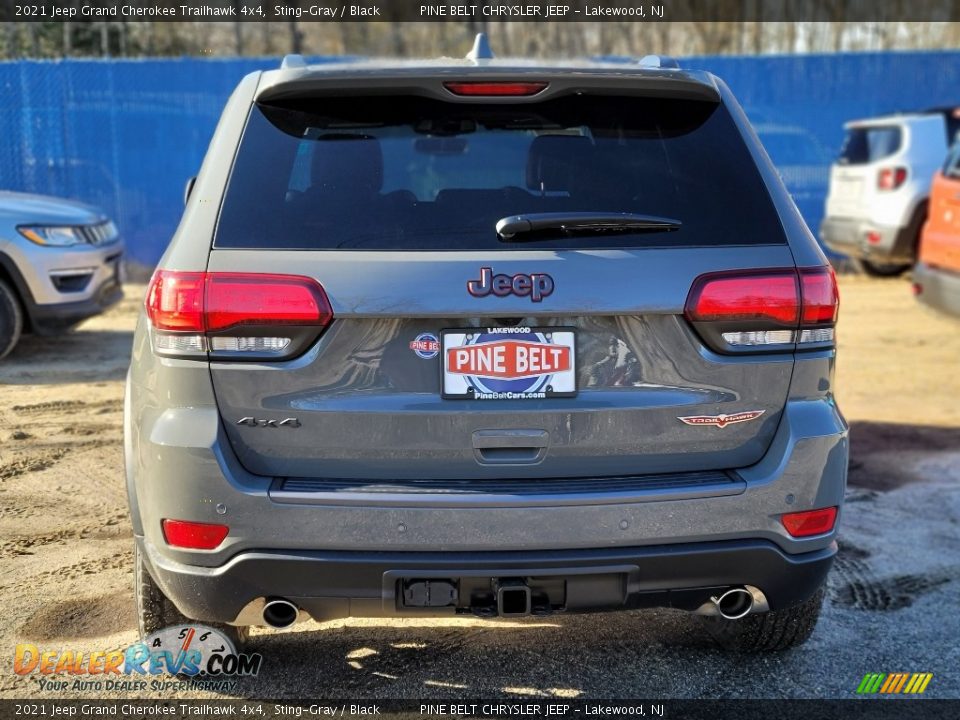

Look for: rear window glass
[215,94,786,250]
[838,126,902,165]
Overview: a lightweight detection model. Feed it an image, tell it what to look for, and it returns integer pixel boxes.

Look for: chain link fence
[2,51,960,270]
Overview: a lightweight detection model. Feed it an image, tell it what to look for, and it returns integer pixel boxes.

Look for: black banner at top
[4,0,960,23]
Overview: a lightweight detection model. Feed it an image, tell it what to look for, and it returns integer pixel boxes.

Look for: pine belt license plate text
[441,327,577,400]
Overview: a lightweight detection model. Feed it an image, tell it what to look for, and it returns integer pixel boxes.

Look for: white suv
[821,108,959,276]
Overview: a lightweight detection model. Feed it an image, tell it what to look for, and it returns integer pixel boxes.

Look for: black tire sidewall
[0,280,23,359]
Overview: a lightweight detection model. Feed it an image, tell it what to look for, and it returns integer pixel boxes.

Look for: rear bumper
[820,216,915,264]
[137,535,836,624]
[914,261,960,317]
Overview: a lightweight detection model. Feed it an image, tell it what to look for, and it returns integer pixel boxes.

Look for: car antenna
[466,33,495,64]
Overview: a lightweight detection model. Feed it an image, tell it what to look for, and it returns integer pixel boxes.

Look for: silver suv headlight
[17,225,87,247]
[17,221,119,247]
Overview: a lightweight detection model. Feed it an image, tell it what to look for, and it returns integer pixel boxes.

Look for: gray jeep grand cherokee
[126,39,846,652]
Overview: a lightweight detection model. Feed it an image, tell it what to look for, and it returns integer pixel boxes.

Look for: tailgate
[203,82,799,482]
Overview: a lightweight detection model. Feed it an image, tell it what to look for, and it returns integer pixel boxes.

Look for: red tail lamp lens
[145,271,332,333]
[800,267,839,325]
[162,519,229,550]
[205,273,332,332]
[878,167,907,190]
[145,271,205,331]
[685,272,800,325]
[781,507,838,538]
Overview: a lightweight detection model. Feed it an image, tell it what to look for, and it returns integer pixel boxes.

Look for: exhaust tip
[711,587,755,620]
[262,598,299,628]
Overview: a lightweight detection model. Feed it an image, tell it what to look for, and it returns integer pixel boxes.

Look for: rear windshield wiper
[496,212,682,241]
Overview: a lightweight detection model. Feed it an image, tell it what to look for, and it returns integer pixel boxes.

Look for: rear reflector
[145,270,333,359]
[781,507,838,538]
[161,519,229,550]
[443,81,548,97]
[685,267,839,352]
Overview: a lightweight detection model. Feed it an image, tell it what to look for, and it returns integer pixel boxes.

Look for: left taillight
[684,267,838,353]
[145,270,333,360]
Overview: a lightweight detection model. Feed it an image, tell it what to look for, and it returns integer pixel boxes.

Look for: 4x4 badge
[236,417,301,428]
[677,410,765,429]
[467,267,554,302]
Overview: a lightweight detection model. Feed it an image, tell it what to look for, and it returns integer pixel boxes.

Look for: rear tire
[0,279,23,359]
[134,543,249,649]
[701,587,825,652]
[856,259,910,277]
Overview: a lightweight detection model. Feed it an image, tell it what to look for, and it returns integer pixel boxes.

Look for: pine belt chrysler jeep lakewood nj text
[125,37,847,652]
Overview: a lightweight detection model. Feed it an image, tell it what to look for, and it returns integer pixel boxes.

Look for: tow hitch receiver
[496,578,532,616]
[402,579,458,608]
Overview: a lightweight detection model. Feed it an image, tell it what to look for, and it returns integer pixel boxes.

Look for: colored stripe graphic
[857,673,885,694]
[857,672,932,694]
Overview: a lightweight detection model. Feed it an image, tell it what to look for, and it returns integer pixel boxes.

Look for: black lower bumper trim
[29,281,123,334]
[140,538,836,625]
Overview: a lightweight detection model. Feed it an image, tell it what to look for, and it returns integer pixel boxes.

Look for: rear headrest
[311,134,383,194]
[526,135,593,193]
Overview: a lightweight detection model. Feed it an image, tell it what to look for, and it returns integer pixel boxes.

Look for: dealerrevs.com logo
[15,625,262,693]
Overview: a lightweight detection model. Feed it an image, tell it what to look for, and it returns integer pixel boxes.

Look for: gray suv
[126,40,847,652]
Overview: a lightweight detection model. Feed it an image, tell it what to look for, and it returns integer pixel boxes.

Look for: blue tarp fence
[2,51,960,268]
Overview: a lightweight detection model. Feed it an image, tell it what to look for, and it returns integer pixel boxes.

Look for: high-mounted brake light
[145,270,333,360]
[877,166,907,191]
[684,267,838,352]
[162,519,229,550]
[443,81,548,97]
[781,507,838,538]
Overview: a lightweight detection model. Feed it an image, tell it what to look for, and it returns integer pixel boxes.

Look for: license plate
[441,327,577,400]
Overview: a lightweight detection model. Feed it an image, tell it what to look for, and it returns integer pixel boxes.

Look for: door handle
[472,429,549,465]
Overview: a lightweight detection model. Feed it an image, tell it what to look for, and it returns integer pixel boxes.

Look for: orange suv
[915,143,960,316]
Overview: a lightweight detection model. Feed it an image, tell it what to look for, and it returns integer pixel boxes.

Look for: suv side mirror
[184,176,197,206]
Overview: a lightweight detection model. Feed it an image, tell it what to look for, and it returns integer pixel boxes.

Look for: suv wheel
[856,259,910,277]
[700,587,825,652]
[135,544,250,649]
[0,279,23,359]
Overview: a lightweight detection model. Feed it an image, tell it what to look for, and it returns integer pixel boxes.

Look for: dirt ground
[0,274,958,699]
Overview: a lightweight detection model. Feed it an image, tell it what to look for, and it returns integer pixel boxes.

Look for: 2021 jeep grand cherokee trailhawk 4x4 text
[125,41,846,652]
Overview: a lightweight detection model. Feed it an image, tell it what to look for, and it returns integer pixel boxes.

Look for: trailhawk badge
[678,410,765,428]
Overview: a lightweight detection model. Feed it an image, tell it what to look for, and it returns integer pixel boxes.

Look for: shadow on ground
[847,420,960,490]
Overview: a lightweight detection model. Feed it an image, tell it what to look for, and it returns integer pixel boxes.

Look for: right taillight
[877,166,908,191]
[685,267,838,353]
[145,270,333,360]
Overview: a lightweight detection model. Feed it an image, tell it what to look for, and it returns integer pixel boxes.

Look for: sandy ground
[0,275,958,700]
